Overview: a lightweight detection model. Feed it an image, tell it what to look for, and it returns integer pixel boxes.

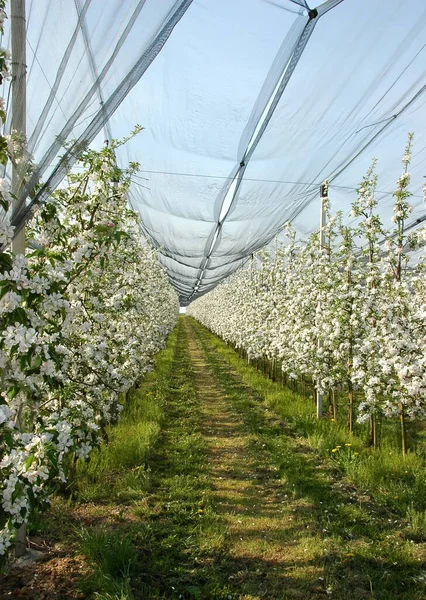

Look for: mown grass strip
[188,317,426,600]
[129,317,232,600]
[78,317,226,600]
[187,318,426,518]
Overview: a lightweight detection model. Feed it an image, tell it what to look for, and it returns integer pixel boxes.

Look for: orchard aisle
[185,317,321,597]
[1,317,425,600]
[183,316,426,600]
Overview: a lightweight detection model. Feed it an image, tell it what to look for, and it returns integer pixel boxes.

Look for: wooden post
[11,0,26,255]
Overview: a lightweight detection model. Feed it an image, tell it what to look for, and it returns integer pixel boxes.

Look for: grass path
[2,316,425,600]
[184,317,426,599]
[186,318,323,598]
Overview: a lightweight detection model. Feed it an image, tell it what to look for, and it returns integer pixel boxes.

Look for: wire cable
[131,171,424,198]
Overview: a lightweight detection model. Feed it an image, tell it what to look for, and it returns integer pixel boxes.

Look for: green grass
[72,397,161,503]
[26,317,426,599]
[71,318,232,599]
[188,317,426,599]
[26,326,180,598]
[78,527,136,599]
[72,320,223,600]
[70,335,176,504]
[188,319,426,524]
[406,506,426,541]
[128,319,231,599]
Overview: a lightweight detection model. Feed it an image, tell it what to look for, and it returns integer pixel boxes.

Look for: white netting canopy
[4,0,426,304]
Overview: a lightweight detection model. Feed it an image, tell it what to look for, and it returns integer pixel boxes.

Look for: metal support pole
[11,0,26,255]
[316,181,328,418]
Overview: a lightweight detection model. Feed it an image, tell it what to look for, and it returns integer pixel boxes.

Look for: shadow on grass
[28,318,424,600]
[176,317,426,600]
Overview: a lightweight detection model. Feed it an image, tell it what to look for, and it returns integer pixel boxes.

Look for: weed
[406,505,426,541]
[78,527,136,598]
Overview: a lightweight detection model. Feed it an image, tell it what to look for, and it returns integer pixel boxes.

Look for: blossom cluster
[188,136,426,447]
[0,137,178,561]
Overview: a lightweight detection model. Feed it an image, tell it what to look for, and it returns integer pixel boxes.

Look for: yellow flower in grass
[331,448,338,453]
[345,443,352,447]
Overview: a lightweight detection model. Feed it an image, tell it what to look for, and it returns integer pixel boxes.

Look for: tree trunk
[272,359,277,382]
[347,384,353,433]
[332,389,337,420]
[373,415,378,449]
[400,402,407,457]
[14,401,27,557]
[367,414,378,448]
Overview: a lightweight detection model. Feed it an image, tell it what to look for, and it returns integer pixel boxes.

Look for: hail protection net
[3,0,426,304]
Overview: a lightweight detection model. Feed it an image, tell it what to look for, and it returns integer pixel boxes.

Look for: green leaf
[11,482,24,504]
[10,344,19,357]
[6,385,20,400]
[33,355,42,369]
[0,252,13,271]
[2,430,13,448]
[26,346,35,367]
[10,307,27,325]
[94,224,110,234]
[25,455,35,471]
[0,281,12,299]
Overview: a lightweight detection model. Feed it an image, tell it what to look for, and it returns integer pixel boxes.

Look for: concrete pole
[319,183,328,249]
[11,0,27,558]
[11,0,26,255]
[316,182,328,418]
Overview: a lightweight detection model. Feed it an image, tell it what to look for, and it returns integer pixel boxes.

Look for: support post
[11,0,27,558]
[316,182,328,418]
[11,0,26,255]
